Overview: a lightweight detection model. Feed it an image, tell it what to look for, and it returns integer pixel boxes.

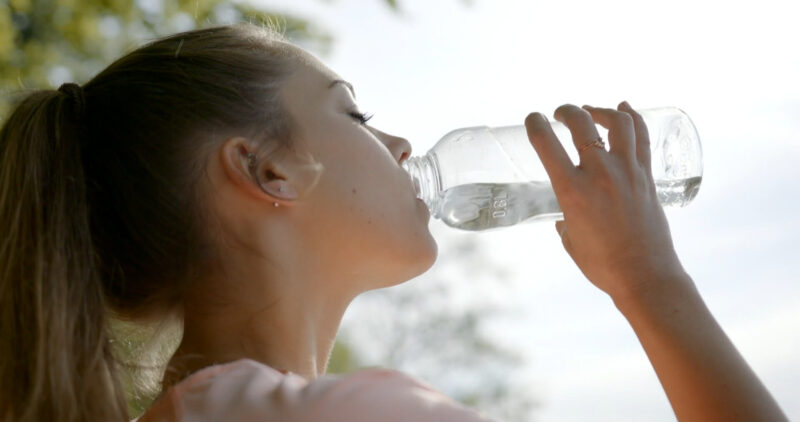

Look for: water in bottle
[402,107,703,232]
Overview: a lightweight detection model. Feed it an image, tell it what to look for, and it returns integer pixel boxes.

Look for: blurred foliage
[0,0,340,120]
[327,335,362,373]
[332,231,538,421]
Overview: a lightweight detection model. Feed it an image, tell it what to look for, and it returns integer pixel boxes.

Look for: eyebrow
[328,79,356,99]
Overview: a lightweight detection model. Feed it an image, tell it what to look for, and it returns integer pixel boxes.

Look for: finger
[618,101,652,175]
[582,105,636,165]
[553,104,605,166]
[525,112,577,192]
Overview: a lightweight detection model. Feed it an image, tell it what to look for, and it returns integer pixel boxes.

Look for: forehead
[276,44,348,151]
[281,43,341,89]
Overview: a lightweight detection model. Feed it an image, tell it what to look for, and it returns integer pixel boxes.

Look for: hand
[524,102,687,302]
[526,102,788,421]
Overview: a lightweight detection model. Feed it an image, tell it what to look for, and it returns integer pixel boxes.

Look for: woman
[0,23,787,421]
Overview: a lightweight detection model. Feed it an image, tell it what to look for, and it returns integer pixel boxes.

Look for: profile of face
[212,44,438,299]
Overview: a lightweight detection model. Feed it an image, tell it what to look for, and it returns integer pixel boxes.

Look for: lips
[401,168,420,200]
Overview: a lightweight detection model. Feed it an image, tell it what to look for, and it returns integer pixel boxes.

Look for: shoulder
[137,358,498,422]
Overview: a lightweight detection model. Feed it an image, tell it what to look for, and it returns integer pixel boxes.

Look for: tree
[0,0,335,119]
[330,225,538,421]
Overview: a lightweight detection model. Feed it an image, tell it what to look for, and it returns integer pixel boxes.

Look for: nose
[373,128,412,165]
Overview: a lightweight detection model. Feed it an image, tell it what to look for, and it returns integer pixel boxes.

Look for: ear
[219,137,305,205]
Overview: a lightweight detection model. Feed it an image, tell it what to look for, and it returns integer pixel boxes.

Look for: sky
[256,0,799,420]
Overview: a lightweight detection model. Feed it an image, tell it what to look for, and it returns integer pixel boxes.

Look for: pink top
[136,359,498,422]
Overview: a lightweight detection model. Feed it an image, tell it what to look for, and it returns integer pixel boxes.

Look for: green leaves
[0,0,331,120]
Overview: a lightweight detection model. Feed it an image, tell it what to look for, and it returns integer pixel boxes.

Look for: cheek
[327,146,397,208]
[312,131,412,225]
[310,157,436,281]
[326,164,404,230]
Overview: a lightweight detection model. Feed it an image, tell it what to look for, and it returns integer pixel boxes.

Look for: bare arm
[615,270,786,421]
[524,102,787,421]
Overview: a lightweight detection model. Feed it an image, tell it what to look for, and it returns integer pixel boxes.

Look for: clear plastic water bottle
[402,107,703,232]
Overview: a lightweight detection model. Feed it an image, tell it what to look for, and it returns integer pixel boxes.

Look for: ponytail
[0,88,127,420]
[1,23,295,421]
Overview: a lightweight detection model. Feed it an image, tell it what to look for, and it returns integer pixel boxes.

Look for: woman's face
[276,46,437,290]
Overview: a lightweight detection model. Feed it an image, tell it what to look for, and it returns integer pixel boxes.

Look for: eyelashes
[348,111,374,125]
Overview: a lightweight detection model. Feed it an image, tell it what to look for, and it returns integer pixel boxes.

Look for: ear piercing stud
[275,183,285,207]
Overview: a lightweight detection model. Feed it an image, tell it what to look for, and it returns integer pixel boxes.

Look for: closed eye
[348,111,374,125]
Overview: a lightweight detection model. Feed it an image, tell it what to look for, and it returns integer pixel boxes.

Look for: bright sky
[256,0,799,420]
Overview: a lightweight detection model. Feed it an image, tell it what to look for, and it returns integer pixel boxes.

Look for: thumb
[554,220,574,256]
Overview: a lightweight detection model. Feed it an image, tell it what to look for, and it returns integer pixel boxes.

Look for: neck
[162,262,357,390]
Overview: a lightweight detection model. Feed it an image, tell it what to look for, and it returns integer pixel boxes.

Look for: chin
[419,233,439,272]
[394,233,439,287]
[348,216,439,292]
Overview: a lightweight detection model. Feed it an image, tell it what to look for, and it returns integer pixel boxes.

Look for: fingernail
[621,101,631,109]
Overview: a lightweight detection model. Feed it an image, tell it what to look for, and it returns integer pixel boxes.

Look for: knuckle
[635,174,653,197]
[591,162,625,192]
[617,112,634,127]
[619,162,655,197]
[558,185,582,207]
[594,171,616,192]
[594,174,619,196]
[628,109,646,125]
[625,166,647,187]
[628,107,644,118]
[606,110,634,130]
[561,108,591,127]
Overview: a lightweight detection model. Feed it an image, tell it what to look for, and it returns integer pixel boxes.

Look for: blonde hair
[0,23,297,421]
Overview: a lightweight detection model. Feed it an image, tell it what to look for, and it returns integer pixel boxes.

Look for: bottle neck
[402,154,441,213]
